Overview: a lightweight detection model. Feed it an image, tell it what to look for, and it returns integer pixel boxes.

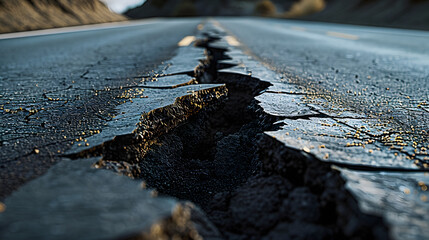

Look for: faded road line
[290,26,307,31]
[178,36,196,47]
[326,31,359,40]
[225,36,241,46]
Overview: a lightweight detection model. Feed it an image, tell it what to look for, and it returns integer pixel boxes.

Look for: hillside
[125,0,429,30]
[125,0,296,18]
[306,0,429,30]
[0,0,126,33]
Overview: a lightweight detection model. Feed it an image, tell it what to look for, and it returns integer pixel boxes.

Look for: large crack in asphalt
[71,32,390,239]
[128,72,277,205]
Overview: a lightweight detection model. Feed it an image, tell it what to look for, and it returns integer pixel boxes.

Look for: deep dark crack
[73,32,390,240]
[133,71,278,206]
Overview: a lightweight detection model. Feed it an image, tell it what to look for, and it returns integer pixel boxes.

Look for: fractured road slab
[212,20,429,240]
[0,19,205,199]
[0,22,226,240]
[0,157,222,240]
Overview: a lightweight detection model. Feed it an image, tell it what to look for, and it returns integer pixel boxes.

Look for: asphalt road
[218,18,428,145]
[0,19,201,199]
[1,17,428,239]
[213,18,429,239]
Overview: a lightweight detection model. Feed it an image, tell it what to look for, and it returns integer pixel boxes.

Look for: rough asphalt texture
[1,17,428,240]
[218,18,428,168]
[0,19,201,199]
[217,18,428,140]
[215,18,429,239]
[0,19,227,240]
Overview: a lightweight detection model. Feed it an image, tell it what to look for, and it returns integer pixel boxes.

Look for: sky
[100,0,146,13]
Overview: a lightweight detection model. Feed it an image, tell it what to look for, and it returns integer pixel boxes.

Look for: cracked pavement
[0,18,428,240]
[214,18,429,239]
[0,19,203,198]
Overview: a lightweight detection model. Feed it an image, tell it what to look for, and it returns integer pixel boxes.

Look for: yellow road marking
[290,26,307,31]
[0,202,5,213]
[178,36,196,47]
[225,36,241,46]
[326,31,359,40]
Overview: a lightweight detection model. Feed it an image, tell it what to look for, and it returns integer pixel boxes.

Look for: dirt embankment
[0,0,126,33]
[125,0,296,18]
[125,0,429,30]
[303,0,429,30]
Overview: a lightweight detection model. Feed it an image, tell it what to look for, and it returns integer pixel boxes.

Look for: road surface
[0,19,201,199]
[0,17,428,240]
[215,17,429,239]
[218,17,428,147]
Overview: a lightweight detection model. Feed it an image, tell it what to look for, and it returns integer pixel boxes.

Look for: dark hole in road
[135,71,277,206]
[128,36,280,206]
[79,34,390,239]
